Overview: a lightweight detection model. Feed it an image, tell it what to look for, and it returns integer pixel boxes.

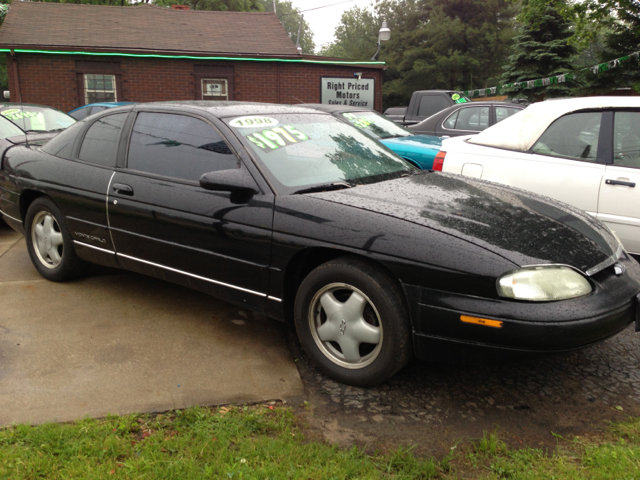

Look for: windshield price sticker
[1,110,38,121]
[246,125,309,153]
[342,112,373,129]
[229,116,279,128]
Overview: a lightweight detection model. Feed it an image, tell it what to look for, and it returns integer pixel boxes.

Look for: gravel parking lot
[289,323,640,456]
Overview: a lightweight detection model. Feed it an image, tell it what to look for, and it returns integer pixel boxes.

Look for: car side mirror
[199,168,259,195]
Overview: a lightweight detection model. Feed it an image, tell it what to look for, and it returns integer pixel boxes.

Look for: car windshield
[0,114,25,138]
[339,111,412,139]
[0,105,76,132]
[225,113,415,192]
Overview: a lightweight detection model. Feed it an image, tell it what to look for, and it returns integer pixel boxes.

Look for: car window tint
[127,112,237,181]
[70,107,89,121]
[613,111,640,168]
[443,110,459,129]
[455,107,489,131]
[418,96,450,118]
[92,106,107,113]
[531,112,601,162]
[495,106,520,123]
[78,113,127,167]
[41,122,85,159]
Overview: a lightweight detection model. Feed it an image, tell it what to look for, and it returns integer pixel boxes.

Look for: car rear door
[107,110,275,311]
[597,110,640,255]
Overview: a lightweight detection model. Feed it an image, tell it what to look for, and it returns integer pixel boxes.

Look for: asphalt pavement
[0,225,305,427]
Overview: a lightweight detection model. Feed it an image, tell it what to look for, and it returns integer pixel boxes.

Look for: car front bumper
[403,253,640,362]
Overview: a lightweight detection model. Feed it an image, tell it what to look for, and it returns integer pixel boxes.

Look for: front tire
[294,257,412,387]
[25,197,87,281]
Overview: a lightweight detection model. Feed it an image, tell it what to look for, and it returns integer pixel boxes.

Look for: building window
[201,78,228,100]
[84,74,117,104]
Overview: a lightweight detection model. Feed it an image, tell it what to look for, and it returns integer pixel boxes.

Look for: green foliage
[258,0,315,54]
[501,0,577,101]
[320,0,518,109]
[154,0,263,12]
[0,405,441,479]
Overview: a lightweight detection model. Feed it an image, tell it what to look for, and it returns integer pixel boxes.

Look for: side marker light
[460,315,503,328]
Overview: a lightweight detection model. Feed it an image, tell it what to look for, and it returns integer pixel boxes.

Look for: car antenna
[291,95,304,104]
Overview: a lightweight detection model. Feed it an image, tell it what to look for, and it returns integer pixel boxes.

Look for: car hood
[380,134,442,150]
[309,172,620,273]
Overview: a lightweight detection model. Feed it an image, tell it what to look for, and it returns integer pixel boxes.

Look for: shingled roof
[0,2,300,57]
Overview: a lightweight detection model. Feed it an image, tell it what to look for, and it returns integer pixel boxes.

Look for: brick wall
[7,53,384,113]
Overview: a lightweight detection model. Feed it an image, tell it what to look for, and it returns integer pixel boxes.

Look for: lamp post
[371,20,391,61]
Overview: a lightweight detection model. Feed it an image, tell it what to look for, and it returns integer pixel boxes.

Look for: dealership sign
[321,77,375,108]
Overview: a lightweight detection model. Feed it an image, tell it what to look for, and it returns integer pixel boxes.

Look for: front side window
[225,113,414,191]
[443,107,489,131]
[84,74,117,104]
[613,111,640,168]
[340,111,412,139]
[531,112,601,162]
[78,113,127,167]
[127,113,237,181]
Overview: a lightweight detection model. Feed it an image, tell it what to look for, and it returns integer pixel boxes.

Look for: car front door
[107,110,275,311]
[597,110,640,255]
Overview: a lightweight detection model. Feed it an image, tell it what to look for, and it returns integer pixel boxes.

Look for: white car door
[597,111,640,255]
[446,111,606,215]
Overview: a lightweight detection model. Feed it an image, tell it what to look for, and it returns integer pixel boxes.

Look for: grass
[1,405,640,479]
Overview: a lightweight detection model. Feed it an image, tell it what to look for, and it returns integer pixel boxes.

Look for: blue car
[68,102,135,121]
[301,104,443,169]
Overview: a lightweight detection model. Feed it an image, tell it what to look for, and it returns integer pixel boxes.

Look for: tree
[317,6,380,59]
[568,0,640,94]
[381,0,518,108]
[501,0,577,101]
[258,0,315,54]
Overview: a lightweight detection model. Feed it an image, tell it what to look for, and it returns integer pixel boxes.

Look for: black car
[1,101,639,387]
[408,101,525,137]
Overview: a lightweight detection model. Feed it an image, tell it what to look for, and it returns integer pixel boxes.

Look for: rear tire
[294,257,412,387]
[25,197,88,281]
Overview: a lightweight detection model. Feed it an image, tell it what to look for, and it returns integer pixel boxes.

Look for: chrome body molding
[117,253,267,297]
[267,296,282,302]
[73,240,116,255]
[0,210,21,224]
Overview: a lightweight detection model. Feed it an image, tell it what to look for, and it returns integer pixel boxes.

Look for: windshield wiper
[292,181,354,195]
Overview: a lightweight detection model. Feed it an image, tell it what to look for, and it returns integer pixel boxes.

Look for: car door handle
[605,179,636,187]
[112,183,134,195]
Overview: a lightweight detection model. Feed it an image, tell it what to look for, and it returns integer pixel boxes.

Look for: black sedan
[408,100,525,137]
[1,101,639,387]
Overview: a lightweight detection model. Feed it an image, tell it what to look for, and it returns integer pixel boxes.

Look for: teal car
[300,104,443,169]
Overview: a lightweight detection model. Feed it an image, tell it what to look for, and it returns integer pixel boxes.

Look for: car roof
[298,103,372,114]
[0,103,64,110]
[79,102,134,108]
[132,101,330,118]
[468,96,640,151]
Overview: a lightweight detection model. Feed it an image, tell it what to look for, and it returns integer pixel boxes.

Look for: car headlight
[497,266,592,301]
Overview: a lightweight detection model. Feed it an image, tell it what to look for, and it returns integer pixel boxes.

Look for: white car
[436,96,640,257]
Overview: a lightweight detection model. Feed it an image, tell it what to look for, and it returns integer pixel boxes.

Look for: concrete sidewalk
[0,226,305,426]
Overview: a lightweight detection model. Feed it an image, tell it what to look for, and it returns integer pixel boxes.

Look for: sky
[288,0,375,49]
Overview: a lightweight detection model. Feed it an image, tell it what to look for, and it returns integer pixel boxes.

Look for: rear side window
[531,112,601,161]
[78,113,127,167]
[496,106,521,123]
[41,122,85,159]
[69,107,89,121]
[127,112,237,181]
[417,96,451,118]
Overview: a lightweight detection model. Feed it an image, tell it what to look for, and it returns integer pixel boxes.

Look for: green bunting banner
[463,51,640,98]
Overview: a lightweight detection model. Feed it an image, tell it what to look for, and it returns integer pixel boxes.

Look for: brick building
[0,2,384,113]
